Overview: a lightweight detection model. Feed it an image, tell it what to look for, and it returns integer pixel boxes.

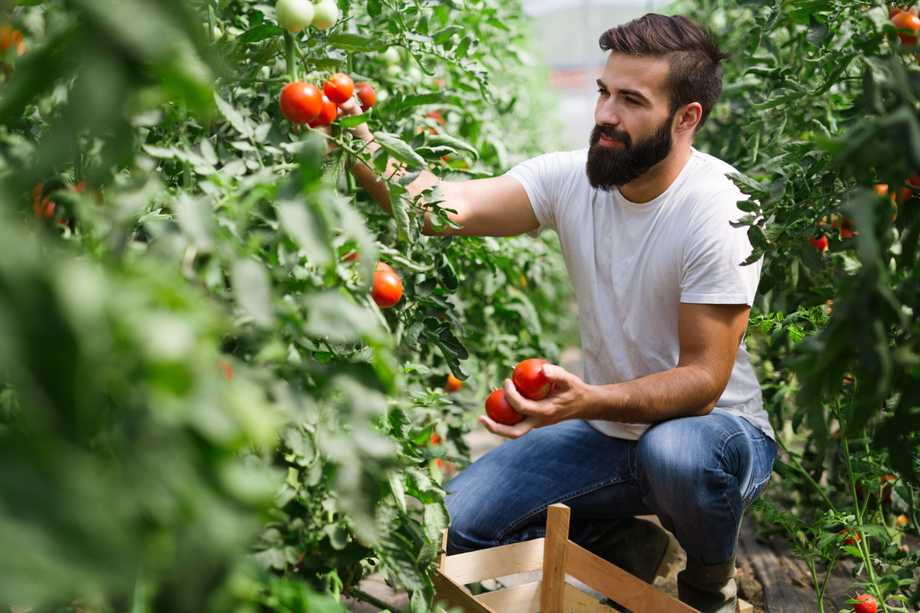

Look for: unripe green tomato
[381,47,400,64]
[312,0,339,30]
[276,0,314,33]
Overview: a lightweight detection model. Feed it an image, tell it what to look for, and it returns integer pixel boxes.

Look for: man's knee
[636,418,727,509]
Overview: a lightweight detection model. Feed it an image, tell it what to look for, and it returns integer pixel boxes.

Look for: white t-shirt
[506,147,774,441]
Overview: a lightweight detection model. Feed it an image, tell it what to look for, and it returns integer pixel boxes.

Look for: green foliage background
[676,0,920,609]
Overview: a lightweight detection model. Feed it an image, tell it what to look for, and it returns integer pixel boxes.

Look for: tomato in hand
[312,0,339,31]
[308,94,338,127]
[485,389,523,425]
[356,82,377,110]
[853,593,878,613]
[275,0,314,33]
[891,8,920,45]
[323,73,354,105]
[512,358,553,400]
[372,262,403,308]
[280,82,322,124]
[445,373,462,392]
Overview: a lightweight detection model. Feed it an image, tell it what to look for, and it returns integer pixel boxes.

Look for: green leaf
[326,33,386,52]
[232,259,274,327]
[277,201,332,267]
[374,132,426,170]
[426,133,479,159]
[239,23,283,44]
[214,93,254,138]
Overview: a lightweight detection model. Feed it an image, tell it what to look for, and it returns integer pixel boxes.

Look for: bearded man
[342,13,777,613]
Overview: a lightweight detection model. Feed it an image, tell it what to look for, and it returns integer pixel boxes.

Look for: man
[342,13,776,613]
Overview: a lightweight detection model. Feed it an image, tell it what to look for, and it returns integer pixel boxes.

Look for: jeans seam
[715,428,745,527]
[496,476,630,542]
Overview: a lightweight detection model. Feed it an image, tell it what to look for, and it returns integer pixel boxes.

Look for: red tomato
[219,360,234,382]
[809,235,829,252]
[356,82,377,110]
[430,433,442,445]
[372,262,403,308]
[308,94,337,127]
[323,73,354,105]
[342,250,359,262]
[512,358,552,400]
[891,9,920,45]
[853,593,878,613]
[279,82,323,124]
[445,373,462,392]
[484,389,523,425]
[839,528,861,546]
[0,25,26,56]
[896,514,908,527]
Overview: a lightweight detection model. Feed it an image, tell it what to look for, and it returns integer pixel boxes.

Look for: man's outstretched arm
[340,99,539,237]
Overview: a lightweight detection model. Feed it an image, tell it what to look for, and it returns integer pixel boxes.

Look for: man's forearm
[585,365,722,423]
[348,127,446,232]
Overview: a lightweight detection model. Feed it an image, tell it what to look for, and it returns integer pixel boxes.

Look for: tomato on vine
[891,8,920,45]
[275,0,314,33]
[445,373,462,392]
[356,82,377,110]
[312,0,339,30]
[308,94,338,128]
[372,262,403,308]
[279,82,322,124]
[852,593,878,613]
[809,235,829,252]
[323,73,354,105]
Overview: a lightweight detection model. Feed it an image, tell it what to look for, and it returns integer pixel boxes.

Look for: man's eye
[597,88,608,96]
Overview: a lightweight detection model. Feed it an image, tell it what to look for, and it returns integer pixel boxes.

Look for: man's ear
[676,102,703,134]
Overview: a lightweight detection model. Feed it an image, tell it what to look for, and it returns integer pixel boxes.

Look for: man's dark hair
[599,14,728,129]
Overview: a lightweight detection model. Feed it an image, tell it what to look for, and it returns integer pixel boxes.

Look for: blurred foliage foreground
[0,0,572,611]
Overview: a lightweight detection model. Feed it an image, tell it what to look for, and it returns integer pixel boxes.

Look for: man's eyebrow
[595,79,651,102]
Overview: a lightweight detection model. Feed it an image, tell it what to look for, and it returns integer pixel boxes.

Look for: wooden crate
[433,503,754,613]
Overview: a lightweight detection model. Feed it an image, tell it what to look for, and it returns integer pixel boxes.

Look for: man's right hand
[338,94,541,238]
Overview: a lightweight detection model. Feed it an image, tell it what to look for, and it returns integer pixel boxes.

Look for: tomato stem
[283,31,298,82]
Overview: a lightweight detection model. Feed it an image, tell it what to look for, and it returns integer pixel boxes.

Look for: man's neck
[618,144,693,204]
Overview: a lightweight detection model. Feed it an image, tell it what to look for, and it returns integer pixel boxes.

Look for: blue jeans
[445,410,777,565]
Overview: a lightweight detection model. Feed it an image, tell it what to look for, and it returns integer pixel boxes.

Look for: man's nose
[595,98,620,127]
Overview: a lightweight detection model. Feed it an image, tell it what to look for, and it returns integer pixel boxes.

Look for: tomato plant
[0,0,572,611]
[679,0,920,610]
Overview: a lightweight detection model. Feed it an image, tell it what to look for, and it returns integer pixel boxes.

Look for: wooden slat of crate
[566,539,699,613]
[541,504,570,612]
[439,537,546,584]
[563,583,621,612]
[475,580,542,611]
[432,569,494,612]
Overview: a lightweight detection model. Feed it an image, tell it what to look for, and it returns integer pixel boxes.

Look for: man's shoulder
[686,149,746,197]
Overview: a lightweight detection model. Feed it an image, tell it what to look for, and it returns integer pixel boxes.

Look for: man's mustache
[593,125,631,147]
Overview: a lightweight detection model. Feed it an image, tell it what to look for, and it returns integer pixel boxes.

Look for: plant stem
[806,558,826,613]
[777,437,837,511]
[841,431,891,613]
[283,31,298,82]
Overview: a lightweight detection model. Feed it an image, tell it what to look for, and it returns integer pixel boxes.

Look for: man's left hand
[478,364,599,439]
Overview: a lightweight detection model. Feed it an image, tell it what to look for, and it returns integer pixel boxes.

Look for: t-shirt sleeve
[680,189,762,306]
[504,151,576,233]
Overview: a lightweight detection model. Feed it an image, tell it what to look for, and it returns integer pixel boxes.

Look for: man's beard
[585,114,674,190]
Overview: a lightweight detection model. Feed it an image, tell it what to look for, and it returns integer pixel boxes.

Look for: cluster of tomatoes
[275,0,339,34]
[279,72,377,128]
[809,175,919,252]
[484,358,554,426]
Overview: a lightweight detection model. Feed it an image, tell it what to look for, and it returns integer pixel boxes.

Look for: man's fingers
[541,364,571,386]
[503,378,550,416]
[479,415,533,439]
[338,97,361,117]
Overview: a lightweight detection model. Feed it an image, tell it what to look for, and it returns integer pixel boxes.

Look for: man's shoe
[677,556,738,613]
